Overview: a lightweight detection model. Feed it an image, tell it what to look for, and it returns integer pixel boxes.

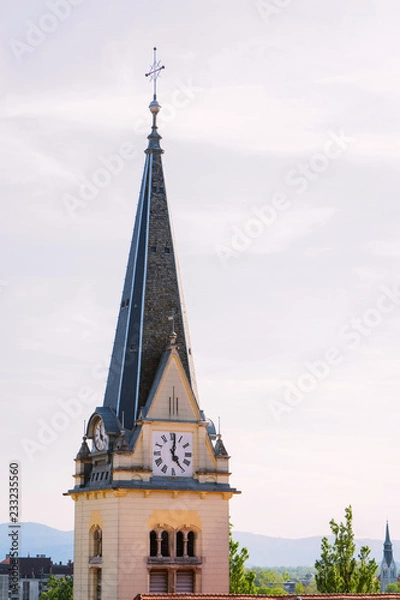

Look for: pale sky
[1,0,400,544]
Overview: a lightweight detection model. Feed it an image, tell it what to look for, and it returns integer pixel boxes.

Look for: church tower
[67,50,238,600]
[380,522,397,591]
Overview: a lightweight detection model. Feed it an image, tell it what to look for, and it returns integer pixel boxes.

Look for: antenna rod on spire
[168,312,175,334]
[145,46,165,100]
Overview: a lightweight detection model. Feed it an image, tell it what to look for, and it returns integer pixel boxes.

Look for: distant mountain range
[0,523,393,567]
[235,531,393,567]
[0,523,73,564]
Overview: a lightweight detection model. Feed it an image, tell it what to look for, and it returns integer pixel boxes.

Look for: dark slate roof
[1,556,52,578]
[87,407,121,437]
[71,477,239,495]
[0,557,73,578]
[103,98,196,430]
[51,563,73,576]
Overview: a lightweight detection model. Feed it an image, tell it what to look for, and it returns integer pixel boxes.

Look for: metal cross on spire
[145,47,165,100]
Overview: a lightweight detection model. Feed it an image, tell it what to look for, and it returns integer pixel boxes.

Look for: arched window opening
[94,528,102,557]
[90,526,102,559]
[187,531,195,557]
[161,530,169,557]
[176,531,184,557]
[175,530,195,558]
[150,530,157,557]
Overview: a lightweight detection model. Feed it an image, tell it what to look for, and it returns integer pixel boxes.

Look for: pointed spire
[383,521,394,566]
[76,436,90,460]
[215,434,229,457]
[114,429,130,453]
[381,521,397,590]
[102,48,197,430]
[385,521,391,543]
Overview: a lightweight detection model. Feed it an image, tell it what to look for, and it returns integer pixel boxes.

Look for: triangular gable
[142,348,201,422]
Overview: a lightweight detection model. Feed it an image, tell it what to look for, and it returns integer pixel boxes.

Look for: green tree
[315,505,379,593]
[256,586,287,595]
[229,528,256,593]
[40,576,73,600]
[385,582,400,593]
[294,582,305,594]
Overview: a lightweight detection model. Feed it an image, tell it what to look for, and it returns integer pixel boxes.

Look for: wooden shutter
[149,570,168,593]
[176,570,194,593]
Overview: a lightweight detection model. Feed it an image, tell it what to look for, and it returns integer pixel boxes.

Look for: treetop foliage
[315,505,379,594]
[39,575,73,600]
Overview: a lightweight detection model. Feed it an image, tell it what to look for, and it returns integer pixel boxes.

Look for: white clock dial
[152,432,192,477]
[93,419,109,451]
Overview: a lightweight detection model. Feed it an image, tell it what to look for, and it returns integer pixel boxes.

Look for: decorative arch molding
[89,510,104,529]
[147,509,201,531]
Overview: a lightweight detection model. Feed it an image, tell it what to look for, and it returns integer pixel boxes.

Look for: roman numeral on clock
[155,457,162,467]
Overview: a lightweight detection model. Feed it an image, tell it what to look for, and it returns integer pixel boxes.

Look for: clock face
[152,432,192,477]
[93,419,109,451]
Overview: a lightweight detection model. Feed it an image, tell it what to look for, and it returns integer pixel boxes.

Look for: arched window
[176,531,184,557]
[161,530,169,557]
[187,531,195,557]
[90,526,102,559]
[149,530,157,557]
[175,530,195,558]
[149,529,170,558]
[94,528,102,557]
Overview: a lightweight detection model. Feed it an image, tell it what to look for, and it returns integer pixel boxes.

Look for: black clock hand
[172,454,185,472]
[170,433,176,457]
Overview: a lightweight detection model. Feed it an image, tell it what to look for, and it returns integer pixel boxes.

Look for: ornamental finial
[167,312,177,347]
[145,47,165,101]
[145,47,165,151]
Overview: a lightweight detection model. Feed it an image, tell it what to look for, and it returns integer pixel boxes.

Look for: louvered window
[176,570,194,592]
[149,570,168,593]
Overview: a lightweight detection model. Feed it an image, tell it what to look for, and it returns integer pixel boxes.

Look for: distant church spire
[103,48,196,429]
[380,521,397,591]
